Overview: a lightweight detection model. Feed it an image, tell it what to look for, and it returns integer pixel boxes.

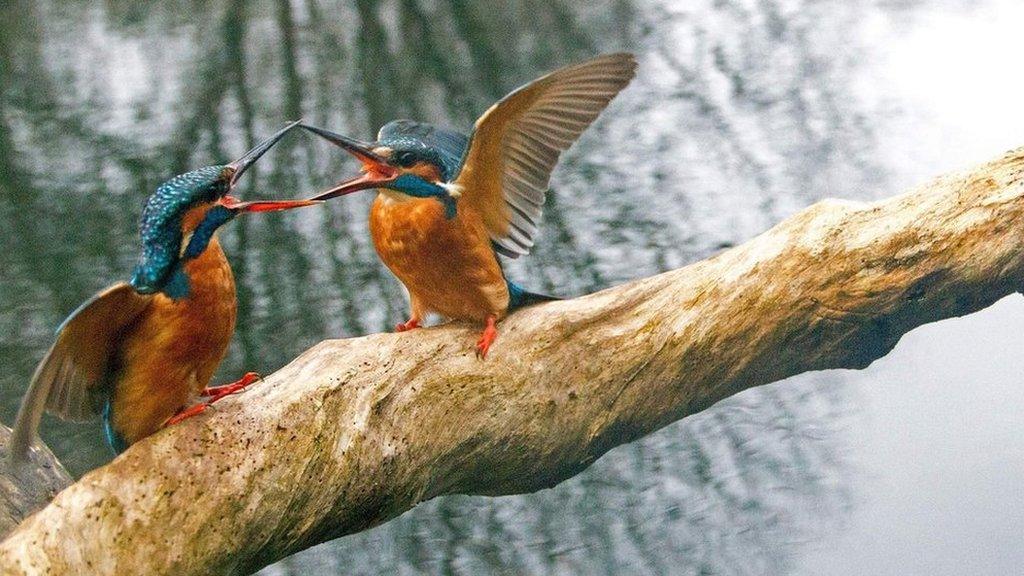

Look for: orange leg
[395,318,420,332]
[395,293,425,332]
[475,315,498,359]
[163,403,208,427]
[163,372,262,427]
[201,371,262,400]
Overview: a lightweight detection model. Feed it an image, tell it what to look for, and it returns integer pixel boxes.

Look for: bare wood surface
[0,425,72,539]
[2,148,1023,575]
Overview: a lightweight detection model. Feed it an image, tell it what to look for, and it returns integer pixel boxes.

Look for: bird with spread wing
[9,123,319,461]
[301,53,637,358]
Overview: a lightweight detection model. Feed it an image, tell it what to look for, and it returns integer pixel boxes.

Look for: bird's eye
[394,152,416,167]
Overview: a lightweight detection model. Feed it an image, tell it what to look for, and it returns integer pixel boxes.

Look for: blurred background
[1,0,1022,574]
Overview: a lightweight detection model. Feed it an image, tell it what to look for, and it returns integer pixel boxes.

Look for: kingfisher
[301,53,636,358]
[9,122,320,461]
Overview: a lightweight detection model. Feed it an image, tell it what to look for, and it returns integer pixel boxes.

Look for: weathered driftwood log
[0,425,71,540]
[3,148,1024,575]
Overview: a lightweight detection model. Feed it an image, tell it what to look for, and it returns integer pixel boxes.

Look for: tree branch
[3,148,1024,575]
[0,426,71,540]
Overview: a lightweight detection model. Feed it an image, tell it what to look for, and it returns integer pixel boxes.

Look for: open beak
[218,121,322,213]
[226,120,301,187]
[299,123,398,201]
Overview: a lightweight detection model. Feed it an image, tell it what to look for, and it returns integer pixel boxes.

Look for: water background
[0,1,1021,574]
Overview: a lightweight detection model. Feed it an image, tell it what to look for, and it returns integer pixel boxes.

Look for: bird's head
[300,120,467,218]
[130,122,319,298]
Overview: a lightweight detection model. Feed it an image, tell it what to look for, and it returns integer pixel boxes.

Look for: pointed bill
[300,123,400,201]
[226,120,302,187]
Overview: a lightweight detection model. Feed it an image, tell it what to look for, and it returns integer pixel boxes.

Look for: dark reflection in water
[0,0,898,573]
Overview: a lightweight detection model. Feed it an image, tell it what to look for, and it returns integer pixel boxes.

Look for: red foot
[162,372,262,428]
[163,403,209,427]
[475,316,498,359]
[201,371,262,401]
[395,318,421,332]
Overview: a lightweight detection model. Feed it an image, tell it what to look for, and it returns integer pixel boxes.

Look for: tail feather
[507,281,560,311]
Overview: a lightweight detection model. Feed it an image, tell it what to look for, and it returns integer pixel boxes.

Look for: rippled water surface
[1,1,1021,574]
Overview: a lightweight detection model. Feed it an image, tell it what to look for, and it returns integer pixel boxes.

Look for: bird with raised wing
[9,123,320,461]
[301,53,637,358]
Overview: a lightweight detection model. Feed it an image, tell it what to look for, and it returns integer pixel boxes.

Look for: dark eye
[393,151,416,167]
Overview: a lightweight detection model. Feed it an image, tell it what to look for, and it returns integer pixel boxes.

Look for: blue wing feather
[103,400,128,455]
[506,280,560,310]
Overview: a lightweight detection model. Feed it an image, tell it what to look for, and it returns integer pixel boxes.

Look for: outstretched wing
[453,53,637,258]
[10,283,151,461]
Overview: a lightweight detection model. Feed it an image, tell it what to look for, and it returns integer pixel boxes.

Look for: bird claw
[201,371,262,402]
[164,372,263,428]
[475,316,498,360]
[395,318,421,332]
[162,403,210,428]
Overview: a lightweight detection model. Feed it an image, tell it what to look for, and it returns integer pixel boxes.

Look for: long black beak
[299,123,398,201]
[226,120,301,187]
[300,123,388,165]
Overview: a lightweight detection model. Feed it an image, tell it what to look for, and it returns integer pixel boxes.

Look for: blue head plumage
[299,120,467,218]
[377,121,468,218]
[127,121,308,299]
[129,166,234,298]
[376,120,468,182]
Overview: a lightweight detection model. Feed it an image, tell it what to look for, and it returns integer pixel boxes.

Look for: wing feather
[454,53,637,257]
[10,282,151,461]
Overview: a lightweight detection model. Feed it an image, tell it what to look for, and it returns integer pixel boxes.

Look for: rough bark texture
[3,148,1024,575]
[0,425,72,539]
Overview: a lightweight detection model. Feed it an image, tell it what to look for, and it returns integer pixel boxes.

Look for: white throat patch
[438,181,463,198]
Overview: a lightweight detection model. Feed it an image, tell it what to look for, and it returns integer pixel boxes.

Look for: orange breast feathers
[111,209,238,444]
[369,192,510,322]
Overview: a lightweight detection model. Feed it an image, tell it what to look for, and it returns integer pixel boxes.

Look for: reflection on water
[0,0,907,573]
